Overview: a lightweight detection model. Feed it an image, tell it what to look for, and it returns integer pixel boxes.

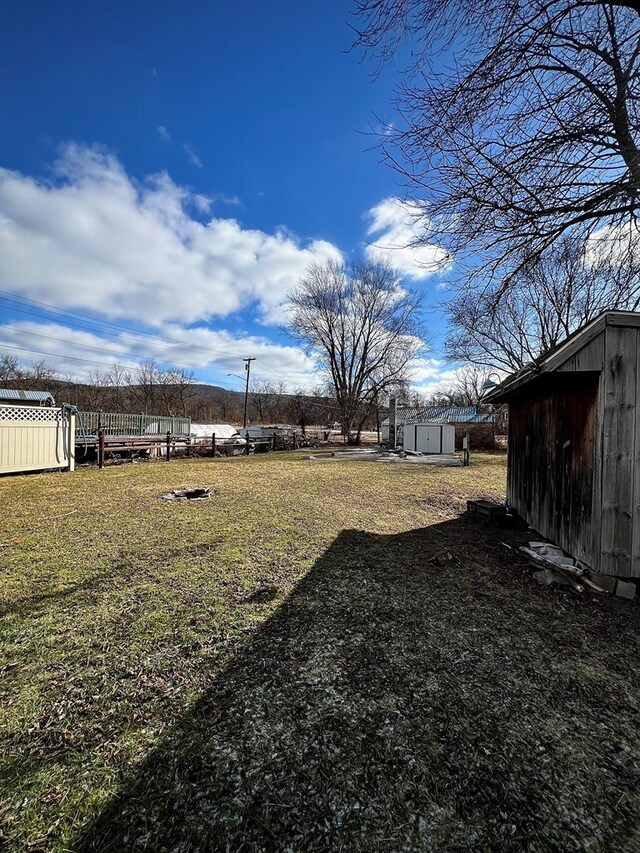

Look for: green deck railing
[79,411,191,436]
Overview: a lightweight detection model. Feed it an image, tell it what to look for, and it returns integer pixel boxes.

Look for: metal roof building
[381,406,493,442]
[382,406,493,427]
[0,389,55,406]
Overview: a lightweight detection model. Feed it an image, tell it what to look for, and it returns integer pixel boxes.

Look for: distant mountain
[189,383,245,404]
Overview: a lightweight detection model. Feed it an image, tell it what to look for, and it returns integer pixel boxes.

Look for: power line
[0,297,207,354]
[0,289,240,358]
[0,325,215,372]
[0,291,268,374]
[0,290,300,393]
[0,341,140,370]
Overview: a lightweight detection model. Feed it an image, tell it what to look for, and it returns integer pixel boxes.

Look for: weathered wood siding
[599,325,639,577]
[556,335,605,373]
[507,374,599,567]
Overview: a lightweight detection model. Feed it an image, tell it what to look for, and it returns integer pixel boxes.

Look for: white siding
[403,422,455,454]
[0,406,74,474]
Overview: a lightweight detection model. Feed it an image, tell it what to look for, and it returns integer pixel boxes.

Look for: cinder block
[586,572,617,594]
[615,580,636,600]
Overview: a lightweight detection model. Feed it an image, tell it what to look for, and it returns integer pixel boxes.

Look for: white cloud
[157,125,171,142]
[584,220,640,269]
[183,143,202,168]
[0,144,342,327]
[212,192,242,207]
[365,197,450,279]
[407,357,459,395]
[0,319,320,387]
[406,361,501,400]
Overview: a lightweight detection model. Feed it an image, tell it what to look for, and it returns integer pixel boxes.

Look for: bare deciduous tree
[354,0,640,288]
[250,380,288,424]
[286,387,319,436]
[217,389,242,423]
[288,260,425,444]
[251,379,272,423]
[156,367,197,417]
[27,359,57,387]
[126,359,159,414]
[445,237,640,370]
[105,361,128,412]
[0,353,24,384]
[426,366,493,407]
[83,370,112,411]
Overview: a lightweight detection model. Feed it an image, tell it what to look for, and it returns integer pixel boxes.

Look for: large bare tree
[288,260,424,443]
[354,0,640,288]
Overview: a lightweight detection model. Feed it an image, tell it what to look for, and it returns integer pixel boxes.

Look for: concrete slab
[377,454,461,467]
[311,451,462,467]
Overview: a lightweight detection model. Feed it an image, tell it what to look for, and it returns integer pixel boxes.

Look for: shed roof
[404,420,456,428]
[383,405,493,426]
[483,310,640,403]
[0,388,55,404]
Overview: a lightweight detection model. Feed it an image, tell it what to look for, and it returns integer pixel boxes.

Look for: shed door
[508,373,598,566]
[417,425,442,454]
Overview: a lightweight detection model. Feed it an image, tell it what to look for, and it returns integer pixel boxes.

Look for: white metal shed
[403,422,455,454]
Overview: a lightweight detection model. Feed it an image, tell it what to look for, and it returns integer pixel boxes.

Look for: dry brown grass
[1,452,639,852]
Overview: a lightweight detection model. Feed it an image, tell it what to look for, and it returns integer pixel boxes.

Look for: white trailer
[403,421,455,455]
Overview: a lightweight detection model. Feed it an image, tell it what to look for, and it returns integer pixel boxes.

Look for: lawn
[1,452,639,852]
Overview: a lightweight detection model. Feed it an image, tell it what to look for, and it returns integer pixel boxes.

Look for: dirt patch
[415,492,503,516]
[160,487,217,501]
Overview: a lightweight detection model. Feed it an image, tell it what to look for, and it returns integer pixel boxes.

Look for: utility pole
[243,357,255,428]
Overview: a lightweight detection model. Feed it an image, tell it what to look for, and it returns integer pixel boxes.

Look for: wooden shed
[484,311,640,578]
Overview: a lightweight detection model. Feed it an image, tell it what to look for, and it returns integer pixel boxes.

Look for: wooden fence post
[272,433,277,452]
[245,431,250,455]
[212,433,216,457]
[166,430,171,462]
[98,429,105,469]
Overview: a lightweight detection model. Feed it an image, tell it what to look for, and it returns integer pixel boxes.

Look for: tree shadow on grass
[77,518,640,853]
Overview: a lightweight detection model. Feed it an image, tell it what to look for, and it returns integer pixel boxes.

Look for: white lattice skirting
[0,405,75,474]
[0,405,62,422]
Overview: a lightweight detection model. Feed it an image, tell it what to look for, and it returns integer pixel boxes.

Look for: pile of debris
[160,487,217,502]
[521,542,636,599]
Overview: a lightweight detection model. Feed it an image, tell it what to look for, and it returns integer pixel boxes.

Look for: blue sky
[0,1,457,393]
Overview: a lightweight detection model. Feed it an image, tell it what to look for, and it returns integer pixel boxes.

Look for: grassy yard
[1,452,639,852]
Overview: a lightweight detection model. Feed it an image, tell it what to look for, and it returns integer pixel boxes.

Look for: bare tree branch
[444,236,640,369]
[354,0,640,288]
